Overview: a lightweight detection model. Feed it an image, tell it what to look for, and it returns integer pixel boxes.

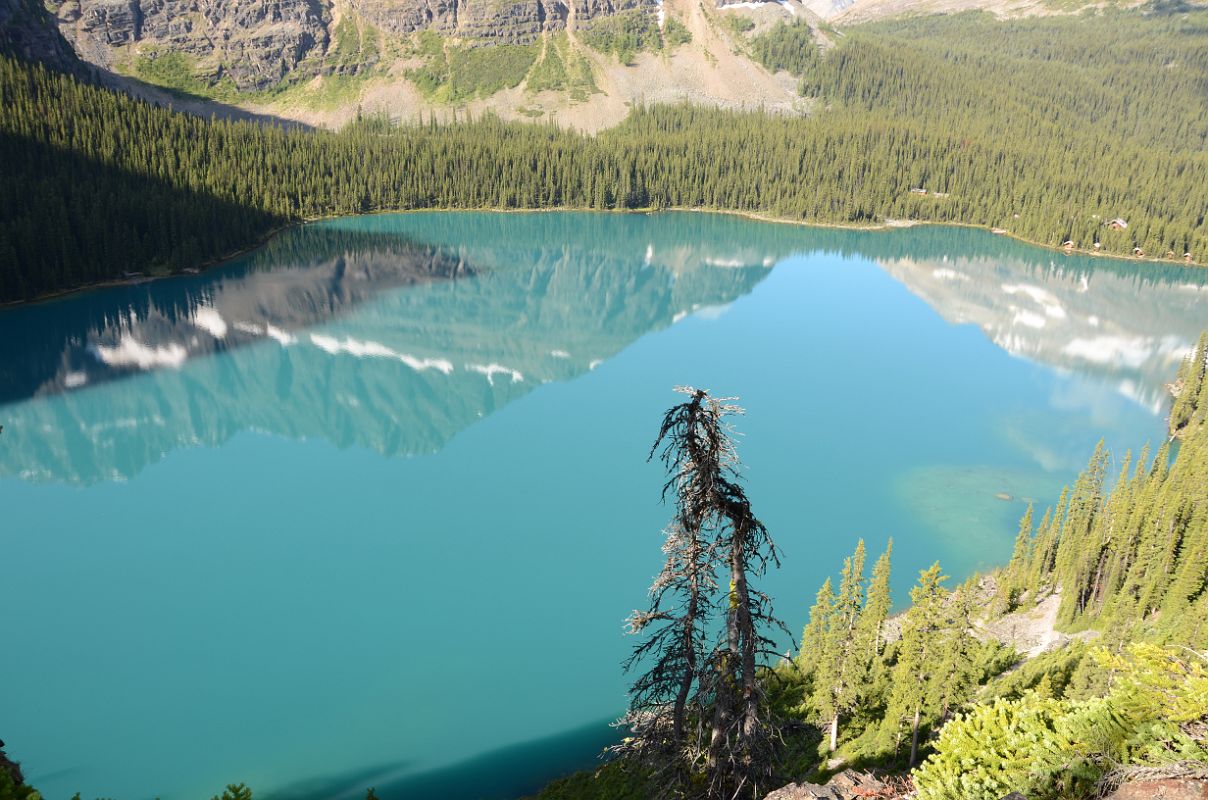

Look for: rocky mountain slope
[10,0,1203,140]
[2,0,1176,129]
[48,0,667,89]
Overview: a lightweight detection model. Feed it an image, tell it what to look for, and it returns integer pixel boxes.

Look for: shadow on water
[264,759,413,800]
[269,720,618,800]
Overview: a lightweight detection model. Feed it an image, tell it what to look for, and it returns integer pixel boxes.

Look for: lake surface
[2,212,1205,800]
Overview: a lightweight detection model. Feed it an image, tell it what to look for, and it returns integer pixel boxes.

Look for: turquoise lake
[2,211,1206,800]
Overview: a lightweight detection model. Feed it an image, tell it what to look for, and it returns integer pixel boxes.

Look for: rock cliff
[50,0,333,87]
[351,0,655,43]
[0,0,80,68]
[38,0,659,90]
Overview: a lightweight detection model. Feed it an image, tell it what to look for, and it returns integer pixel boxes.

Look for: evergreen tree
[852,540,893,687]
[884,562,949,768]
[808,540,866,752]
[995,504,1033,612]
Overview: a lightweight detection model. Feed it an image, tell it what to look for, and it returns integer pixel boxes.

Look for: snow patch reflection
[90,337,188,370]
[310,334,454,374]
[191,307,228,338]
[466,363,525,385]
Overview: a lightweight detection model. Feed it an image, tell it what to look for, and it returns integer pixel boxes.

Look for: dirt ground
[976,591,1099,658]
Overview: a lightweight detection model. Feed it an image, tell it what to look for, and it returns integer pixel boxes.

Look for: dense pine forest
[2,5,1207,303]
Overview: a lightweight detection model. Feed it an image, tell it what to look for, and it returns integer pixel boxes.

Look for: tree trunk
[909,706,921,768]
[829,714,839,753]
[732,535,759,743]
[673,598,697,745]
[672,533,703,746]
[709,569,740,767]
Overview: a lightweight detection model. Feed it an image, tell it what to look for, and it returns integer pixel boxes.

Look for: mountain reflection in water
[0,214,779,483]
[0,213,1205,489]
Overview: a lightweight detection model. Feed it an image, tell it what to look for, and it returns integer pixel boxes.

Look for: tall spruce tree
[995,504,1034,613]
[884,562,949,768]
[852,540,893,690]
[808,541,867,752]
[799,540,894,753]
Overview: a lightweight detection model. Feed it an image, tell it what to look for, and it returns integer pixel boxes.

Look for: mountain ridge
[1,0,1179,130]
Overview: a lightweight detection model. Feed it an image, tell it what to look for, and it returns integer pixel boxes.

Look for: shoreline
[2,206,1201,309]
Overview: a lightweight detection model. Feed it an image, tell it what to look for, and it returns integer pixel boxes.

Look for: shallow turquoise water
[2,212,1205,800]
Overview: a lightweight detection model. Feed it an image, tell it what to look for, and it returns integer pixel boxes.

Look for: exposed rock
[1107,780,1208,800]
[764,770,897,800]
[765,782,844,800]
[976,591,1099,658]
[46,0,661,90]
[0,0,81,68]
[352,0,656,43]
[349,0,459,37]
[54,0,332,88]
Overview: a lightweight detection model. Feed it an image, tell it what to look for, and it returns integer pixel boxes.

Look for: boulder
[764,783,843,800]
[1107,780,1208,800]
[763,770,894,800]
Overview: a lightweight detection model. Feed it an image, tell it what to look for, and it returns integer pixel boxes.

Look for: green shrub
[0,770,40,800]
[914,645,1208,800]
[748,21,820,78]
[663,17,693,47]
[409,39,539,101]
[579,10,661,64]
[524,761,648,800]
[722,14,755,35]
[526,35,597,95]
[210,784,253,800]
[982,642,1090,702]
[133,51,208,94]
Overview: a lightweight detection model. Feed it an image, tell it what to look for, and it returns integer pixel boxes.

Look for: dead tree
[619,387,786,800]
[614,519,717,790]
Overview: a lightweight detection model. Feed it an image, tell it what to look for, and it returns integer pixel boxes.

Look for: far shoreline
[3,206,1201,310]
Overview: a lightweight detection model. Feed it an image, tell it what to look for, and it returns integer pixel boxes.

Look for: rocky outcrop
[0,0,80,68]
[349,0,655,44]
[348,0,458,37]
[764,770,903,800]
[762,772,1208,800]
[52,0,331,87]
[1107,779,1208,799]
[39,0,660,91]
